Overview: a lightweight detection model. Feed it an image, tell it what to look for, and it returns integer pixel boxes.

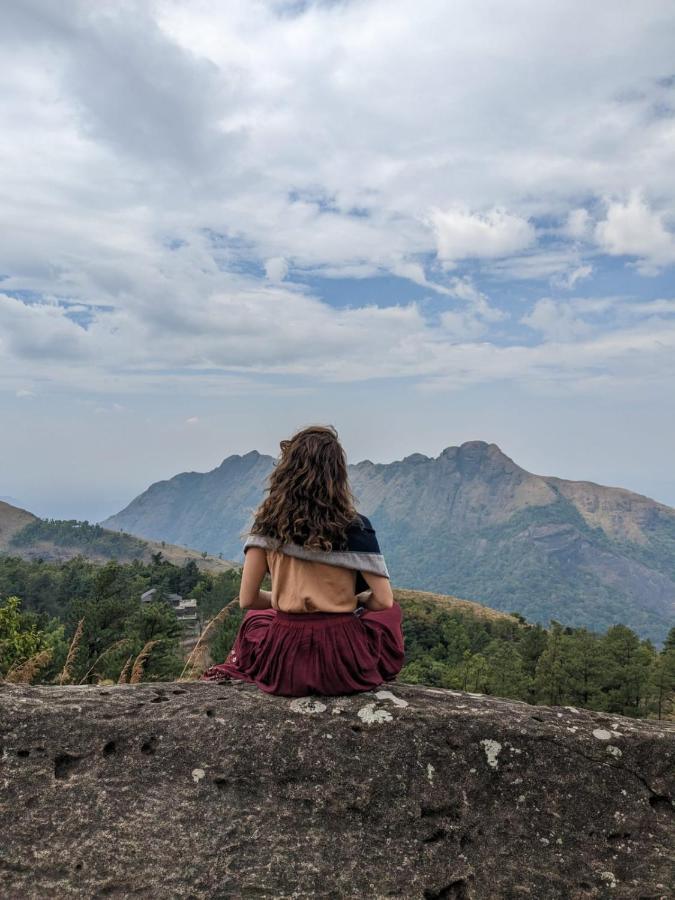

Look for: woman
[200,425,405,697]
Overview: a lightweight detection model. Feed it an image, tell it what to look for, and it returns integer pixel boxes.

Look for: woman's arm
[239,547,273,609]
[242,588,272,609]
[358,571,394,610]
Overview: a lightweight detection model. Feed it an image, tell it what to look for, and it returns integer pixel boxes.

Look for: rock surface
[1,681,673,899]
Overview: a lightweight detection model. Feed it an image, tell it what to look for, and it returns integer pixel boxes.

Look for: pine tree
[648,627,675,720]
[179,560,200,596]
[600,625,652,717]
[565,628,604,709]
[485,640,530,700]
[534,621,569,706]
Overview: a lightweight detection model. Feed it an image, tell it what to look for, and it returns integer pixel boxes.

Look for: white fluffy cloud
[595,189,675,274]
[264,257,289,282]
[430,206,536,268]
[565,209,594,240]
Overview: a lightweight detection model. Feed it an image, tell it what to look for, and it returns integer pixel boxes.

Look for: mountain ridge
[86,440,675,644]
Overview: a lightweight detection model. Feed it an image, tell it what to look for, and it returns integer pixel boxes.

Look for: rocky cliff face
[1,681,673,899]
[102,448,272,556]
[101,441,675,643]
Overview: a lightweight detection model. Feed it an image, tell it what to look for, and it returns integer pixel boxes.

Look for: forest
[1,553,673,720]
[10,518,149,558]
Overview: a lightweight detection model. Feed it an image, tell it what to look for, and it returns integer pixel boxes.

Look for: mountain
[0,495,24,507]
[101,441,675,644]
[0,500,237,574]
[0,500,36,546]
[102,449,273,556]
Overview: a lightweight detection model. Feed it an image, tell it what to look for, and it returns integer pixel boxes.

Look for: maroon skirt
[200,602,405,697]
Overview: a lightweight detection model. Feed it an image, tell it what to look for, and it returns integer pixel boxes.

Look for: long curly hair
[244,425,361,552]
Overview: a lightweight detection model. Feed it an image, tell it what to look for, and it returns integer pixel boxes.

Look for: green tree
[518,623,549,675]
[399,657,457,689]
[564,628,606,709]
[66,594,138,683]
[534,621,571,706]
[484,640,530,700]
[437,614,471,664]
[664,626,675,654]
[647,626,675,720]
[179,560,200,596]
[0,595,47,676]
[464,652,490,693]
[123,601,183,681]
[600,624,653,717]
[193,569,241,621]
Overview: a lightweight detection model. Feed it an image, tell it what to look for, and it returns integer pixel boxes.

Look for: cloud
[0,294,90,361]
[3,279,673,400]
[430,206,535,268]
[565,208,594,240]
[431,276,507,338]
[265,257,289,282]
[521,298,593,342]
[416,319,675,395]
[1,0,233,172]
[551,264,593,290]
[595,189,675,274]
[488,249,587,282]
[93,402,126,415]
[520,292,675,346]
[447,277,506,323]
[0,0,674,403]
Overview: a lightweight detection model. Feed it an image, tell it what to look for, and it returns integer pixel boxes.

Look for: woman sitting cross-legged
[200,424,405,697]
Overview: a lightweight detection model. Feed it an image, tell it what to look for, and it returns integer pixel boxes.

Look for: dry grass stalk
[178,641,211,682]
[117,655,133,684]
[56,617,85,685]
[78,638,131,685]
[129,639,162,684]
[178,596,240,681]
[4,647,54,684]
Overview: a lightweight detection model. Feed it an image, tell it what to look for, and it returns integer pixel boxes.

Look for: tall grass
[55,617,85,685]
[117,655,133,684]
[4,647,54,683]
[178,596,240,681]
[4,596,241,687]
[129,639,162,684]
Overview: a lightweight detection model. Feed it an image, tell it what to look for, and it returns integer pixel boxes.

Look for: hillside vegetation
[0,501,237,574]
[1,554,673,721]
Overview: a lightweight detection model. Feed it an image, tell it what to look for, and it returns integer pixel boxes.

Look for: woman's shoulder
[244,514,378,553]
[345,513,380,552]
[349,512,375,532]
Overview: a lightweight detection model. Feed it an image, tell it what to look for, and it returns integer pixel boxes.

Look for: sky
[1,0,675,522]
